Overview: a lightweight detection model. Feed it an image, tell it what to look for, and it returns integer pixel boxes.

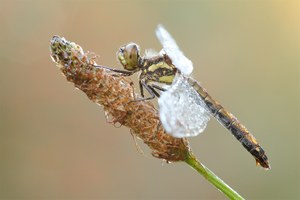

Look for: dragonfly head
[117,43,141,71]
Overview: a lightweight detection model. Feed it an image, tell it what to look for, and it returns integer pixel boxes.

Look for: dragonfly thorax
[139,54,177,85]
[117,43,141,72]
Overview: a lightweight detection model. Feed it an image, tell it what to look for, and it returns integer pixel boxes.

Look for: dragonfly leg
[150,84,167,92]
[95,65,135,76]
[136,82,168,100]
[130,80,156,102]
[148,85,161,97]
[138,81,161,98]
[139,81,145,98]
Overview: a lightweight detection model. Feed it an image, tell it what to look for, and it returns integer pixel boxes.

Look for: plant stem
[185,153,245,200]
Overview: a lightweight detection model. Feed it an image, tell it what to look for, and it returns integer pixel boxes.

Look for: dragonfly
[101,25,270,169]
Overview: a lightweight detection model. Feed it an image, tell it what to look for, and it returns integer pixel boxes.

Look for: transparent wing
[155,24,193,75]
[158,74,210,138]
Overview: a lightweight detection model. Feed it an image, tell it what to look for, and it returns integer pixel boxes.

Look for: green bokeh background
[1,1,299,199]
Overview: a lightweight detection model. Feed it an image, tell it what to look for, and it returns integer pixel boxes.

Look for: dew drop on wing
[155,25,193,75]
[158,74,210,138]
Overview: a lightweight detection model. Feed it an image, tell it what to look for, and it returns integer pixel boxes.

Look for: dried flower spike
[49,36,190,162]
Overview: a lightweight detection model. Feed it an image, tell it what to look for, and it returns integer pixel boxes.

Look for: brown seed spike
[49,36,190,162]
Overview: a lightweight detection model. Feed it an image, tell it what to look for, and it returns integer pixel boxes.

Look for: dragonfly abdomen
[187,77,270,169]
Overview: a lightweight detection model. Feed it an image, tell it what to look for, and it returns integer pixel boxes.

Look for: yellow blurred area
[1,1,299,199]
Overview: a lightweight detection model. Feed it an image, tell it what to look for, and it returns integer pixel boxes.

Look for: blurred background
[1,0,299,199]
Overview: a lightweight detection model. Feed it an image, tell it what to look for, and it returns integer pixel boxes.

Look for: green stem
[185,153,245,200]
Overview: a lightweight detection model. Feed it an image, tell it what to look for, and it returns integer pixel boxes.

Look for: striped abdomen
[187,78,270,169]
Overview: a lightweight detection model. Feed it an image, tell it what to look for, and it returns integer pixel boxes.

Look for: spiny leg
[149,85,161,97]
[139,80,145,98]
[131,80,157,102]
[95,65,135,76]
[150,84,167,92]
[147,84,168,98]
[138,82,167,99]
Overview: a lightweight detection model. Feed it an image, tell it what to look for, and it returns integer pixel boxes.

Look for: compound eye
[126,43,138,57]
[117,43,140,71]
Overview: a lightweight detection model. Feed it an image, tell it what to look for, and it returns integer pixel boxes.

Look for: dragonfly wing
[155,24,193,75]
[158,74,210,138]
